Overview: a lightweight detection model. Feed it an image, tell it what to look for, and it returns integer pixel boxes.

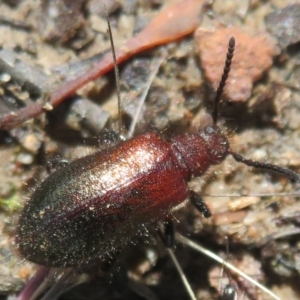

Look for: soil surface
[1,1,300,300]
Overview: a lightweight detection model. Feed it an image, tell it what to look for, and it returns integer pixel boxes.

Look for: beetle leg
[162,218,175,248]
[189,190,211,218]
[46,157,69,173]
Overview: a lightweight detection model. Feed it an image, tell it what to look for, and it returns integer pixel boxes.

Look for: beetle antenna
[103,1,123,136]
[229,150,300,183]
[212,37,235,125]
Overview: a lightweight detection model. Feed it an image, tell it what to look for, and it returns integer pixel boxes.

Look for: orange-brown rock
[195,27,276,102]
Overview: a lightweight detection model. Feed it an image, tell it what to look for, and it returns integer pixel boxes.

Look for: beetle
[16,37,300,270]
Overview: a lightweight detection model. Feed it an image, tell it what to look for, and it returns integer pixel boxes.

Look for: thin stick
[167,248,197,300]
[203,192,300,197]
[127,55,165,138]
[102,1,123,135]
[40,269,81,300]
[17,267,51,300]
[175,232,280,300]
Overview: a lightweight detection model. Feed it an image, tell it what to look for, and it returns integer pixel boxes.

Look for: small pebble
[265,4,300,49]
[16,152,34,165]
[38,0,85,44]
[87,0,121,16]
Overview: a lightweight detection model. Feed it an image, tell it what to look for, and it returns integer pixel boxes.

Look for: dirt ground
[1,0,300,299]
